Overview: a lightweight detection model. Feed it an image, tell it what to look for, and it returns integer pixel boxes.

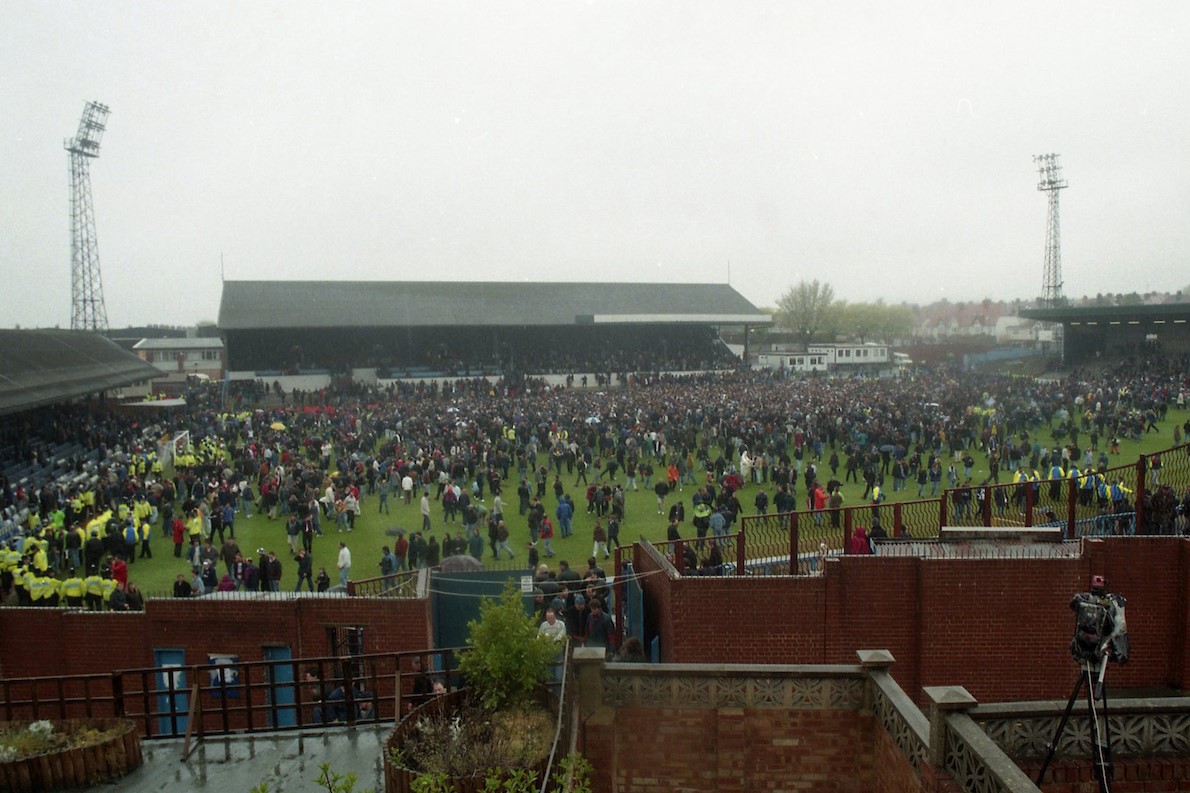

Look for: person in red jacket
[172,517,186,558]
[539,516,555,557]
[846,525,872,555]
[393,532,409,571]
[110,555,128,587]
[810,482,828,525]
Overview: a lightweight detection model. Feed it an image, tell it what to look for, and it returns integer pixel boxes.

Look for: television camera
[1070,575,1129,665]
[1037,575,1129,793]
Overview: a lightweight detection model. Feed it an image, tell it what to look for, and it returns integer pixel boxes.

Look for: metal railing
[674,443,1190,574]
[0,673,114,723]
[0,648,467,739]
[539,642,576,793]
[346,568,425,598]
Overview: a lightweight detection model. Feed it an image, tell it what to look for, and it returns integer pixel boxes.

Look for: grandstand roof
[1020,303,1190,324]
[218,280,772,330]
[0,330,160,416]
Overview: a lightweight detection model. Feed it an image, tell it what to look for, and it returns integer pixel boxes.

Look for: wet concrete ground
[106,725,390,792]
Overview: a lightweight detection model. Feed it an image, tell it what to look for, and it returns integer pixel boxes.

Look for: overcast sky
[3,2,1188,328]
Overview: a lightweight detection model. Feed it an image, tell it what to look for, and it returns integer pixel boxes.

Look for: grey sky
[3,1,1188,329]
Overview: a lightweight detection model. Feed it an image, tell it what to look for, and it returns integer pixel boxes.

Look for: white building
[755,343,890,373]
[133,337,225,381]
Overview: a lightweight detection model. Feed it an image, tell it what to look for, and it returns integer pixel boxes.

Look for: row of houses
[912,302,1041,344]
[911,292,1187,343]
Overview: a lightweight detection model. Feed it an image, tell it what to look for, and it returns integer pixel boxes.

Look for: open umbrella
[270,421,286,431]
[439,555,484,573]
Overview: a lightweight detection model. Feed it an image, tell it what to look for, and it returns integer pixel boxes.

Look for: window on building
[327,626,365,680]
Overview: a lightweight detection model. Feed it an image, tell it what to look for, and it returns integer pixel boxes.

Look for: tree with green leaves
[775,280,838,344]
[832,299,914,344]
[458,580,560,711]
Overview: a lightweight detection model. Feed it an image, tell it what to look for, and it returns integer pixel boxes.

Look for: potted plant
[386,581,566,792]
[0,718,142,792]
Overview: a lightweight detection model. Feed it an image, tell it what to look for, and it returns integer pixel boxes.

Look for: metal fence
[347,568,424,598]
[664,443,1190,575]
[0,648,467,739]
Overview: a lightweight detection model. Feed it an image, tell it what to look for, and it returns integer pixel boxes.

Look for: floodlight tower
[66,101,112,331]
[1034,153,1068,309]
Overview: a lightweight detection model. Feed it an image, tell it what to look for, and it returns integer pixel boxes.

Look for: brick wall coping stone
[596,661,870,711]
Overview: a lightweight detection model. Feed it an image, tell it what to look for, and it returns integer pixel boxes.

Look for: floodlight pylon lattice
[66,101,111,332]
[1034,153,1068,309]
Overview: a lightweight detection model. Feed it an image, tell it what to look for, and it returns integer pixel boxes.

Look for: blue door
[264,646,296,728]
[153,648,188,737]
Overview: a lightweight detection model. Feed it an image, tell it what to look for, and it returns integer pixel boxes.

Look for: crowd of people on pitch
[1,354,1187,608]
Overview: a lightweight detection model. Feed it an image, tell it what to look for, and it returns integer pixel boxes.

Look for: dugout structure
[1020,303,1190,365]
[217,280,771,376]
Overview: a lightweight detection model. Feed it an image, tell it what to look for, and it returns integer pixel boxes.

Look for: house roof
[217,280,771,330]
[0,330,161,416]
[133,337,224,350]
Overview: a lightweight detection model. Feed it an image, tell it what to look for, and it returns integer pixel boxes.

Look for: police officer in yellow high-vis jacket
[84,571,104,611]
[101,576,117,609]
[62,574,86,608]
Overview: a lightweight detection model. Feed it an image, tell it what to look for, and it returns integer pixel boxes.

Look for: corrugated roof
[218,280,771,330]
[0,330,161,416]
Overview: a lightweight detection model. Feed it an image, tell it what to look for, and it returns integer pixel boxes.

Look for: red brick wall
[640,538,1190,703]
[1019,758,1190,792]
[0,596,432,679]
[829,557,921,696]
[916,556,1084,702]
[4,536,1186,707]
[873,725,925,793]
[1180,541,1190,690]
[663,575,826,664]
[632,547,675,662]
[585,705,876,793]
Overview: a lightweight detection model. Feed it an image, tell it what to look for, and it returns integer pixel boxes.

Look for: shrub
[398,705,553,778]
[456,580,559,711]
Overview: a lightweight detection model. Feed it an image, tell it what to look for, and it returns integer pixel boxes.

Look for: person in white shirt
[322,483,336,518]
[539,607,568,681]
[538,607,567,642]
[337,542,352,588]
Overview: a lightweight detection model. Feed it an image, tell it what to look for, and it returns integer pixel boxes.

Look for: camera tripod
[1035,655,1114,792]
